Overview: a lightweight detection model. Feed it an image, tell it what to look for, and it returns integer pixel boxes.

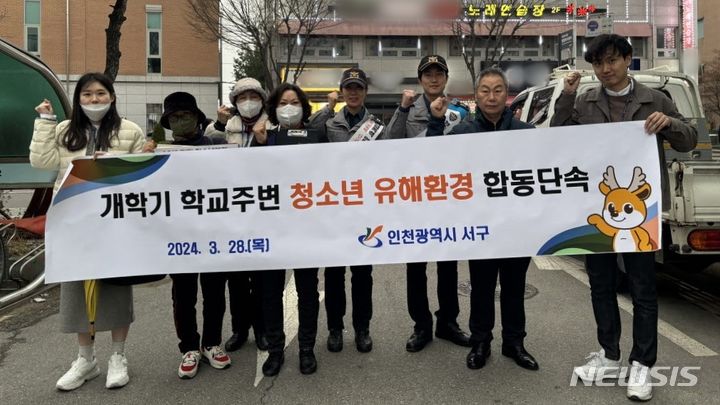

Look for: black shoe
[224,332,248,352]
[327,329,343,353]
[355,330,373,353]
[435,324,472,347]
[466,342,491,369]
[501,345,539,371]
[255,334,269,351]
[262,351,284,377]
[406,330,433,352]
[299,348,317,375]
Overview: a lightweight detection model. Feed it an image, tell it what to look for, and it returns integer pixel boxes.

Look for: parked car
[0,37,70,306]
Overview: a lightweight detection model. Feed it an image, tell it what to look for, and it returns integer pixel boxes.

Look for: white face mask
[237,100,263,119]
[276,104,303,127]
[81,103,111,122]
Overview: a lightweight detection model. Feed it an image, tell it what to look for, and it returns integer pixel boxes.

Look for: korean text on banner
[45,121,661,283]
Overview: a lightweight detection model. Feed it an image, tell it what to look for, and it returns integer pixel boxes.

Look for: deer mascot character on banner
[587,166,654,252]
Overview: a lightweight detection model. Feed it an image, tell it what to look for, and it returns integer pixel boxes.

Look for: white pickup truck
[510,67,720,271]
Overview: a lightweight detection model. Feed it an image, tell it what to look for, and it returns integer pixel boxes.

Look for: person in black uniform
[252,83,327,376]
[386,55,472,352]
[426,68,539,372]
[306,68,376,354]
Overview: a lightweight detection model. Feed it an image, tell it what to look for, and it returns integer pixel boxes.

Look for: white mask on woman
[237,100,263,119]
[81,103,111,122]
[276,104,303,127]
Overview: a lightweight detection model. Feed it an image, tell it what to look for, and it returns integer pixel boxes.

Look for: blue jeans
[585,252,658,367]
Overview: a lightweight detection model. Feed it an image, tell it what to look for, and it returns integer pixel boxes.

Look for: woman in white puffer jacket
[204,77,268,146]
[30,72,144,392]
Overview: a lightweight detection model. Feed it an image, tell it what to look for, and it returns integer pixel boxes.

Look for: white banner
[45,121,662,283]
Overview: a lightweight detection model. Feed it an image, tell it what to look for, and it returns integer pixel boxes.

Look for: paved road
[1,258,719,404]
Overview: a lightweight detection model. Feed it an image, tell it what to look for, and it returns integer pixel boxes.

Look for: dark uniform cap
[417,55,449,77]
[340,68,368,89]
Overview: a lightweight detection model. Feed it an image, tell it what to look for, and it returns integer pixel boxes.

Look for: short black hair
[584,34,633,64]
[265,83,312,126]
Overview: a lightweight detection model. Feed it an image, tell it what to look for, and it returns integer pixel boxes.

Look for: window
[526,87,554,126]
[282,36,352,59]
[365,36,433,58]
[509,92,529,122]
[628,37,645,58]
[540,37,557,57]
[452,36,554,59]
[698,18,704,40]
[147,8,162,73]
[656,27,677,58]
[577,37,587,58]
[449,37,483,57]
[24,0,41,55]
[146,103,163,135]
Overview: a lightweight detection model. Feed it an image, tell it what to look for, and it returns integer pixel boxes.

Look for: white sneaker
[627,361,653,401]
[56,356,101,391]
[178,350,201,379]
[106,353,129,389]
[573,349,622,382]
[201,346,231,369]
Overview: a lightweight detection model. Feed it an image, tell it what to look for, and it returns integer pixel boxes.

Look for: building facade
[698,0,720,129]
[0,0,220,134]
[274,0,691,119]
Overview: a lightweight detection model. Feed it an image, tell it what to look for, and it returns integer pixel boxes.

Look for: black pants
[406,261,460,333]
[585,252,658,367]
[170,272,227,353]
[226,271,264,336]
[324,265,373,332]
[262,268,319,353]
[468,257,530,346]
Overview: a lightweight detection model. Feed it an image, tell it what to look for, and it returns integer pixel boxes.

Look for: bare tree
[104,0,128,81]
[186,0,337,91]
[451,0,545,89]
[701,50,720,130]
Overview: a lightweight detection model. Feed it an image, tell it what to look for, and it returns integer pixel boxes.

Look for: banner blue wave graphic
[53,156,169,205]
[536,202,659,255]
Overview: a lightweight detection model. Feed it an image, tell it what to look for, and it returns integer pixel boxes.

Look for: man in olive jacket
[550,34,697,402]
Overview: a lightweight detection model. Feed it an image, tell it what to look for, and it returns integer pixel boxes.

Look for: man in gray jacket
[551,34,697,402]
[310,68,377,354]
[386,55,471,352]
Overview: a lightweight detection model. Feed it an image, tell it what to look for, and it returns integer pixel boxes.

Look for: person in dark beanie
[387,55,472,353]
[160,91,230,379]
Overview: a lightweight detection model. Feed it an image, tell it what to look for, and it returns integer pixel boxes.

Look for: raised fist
[35,99,54,115]
[253,118,268,144]
[217,105,234,124]
[401,89,416,109]
[429,96,449,119]
[327,91,339,111]
[563,72,582,94]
